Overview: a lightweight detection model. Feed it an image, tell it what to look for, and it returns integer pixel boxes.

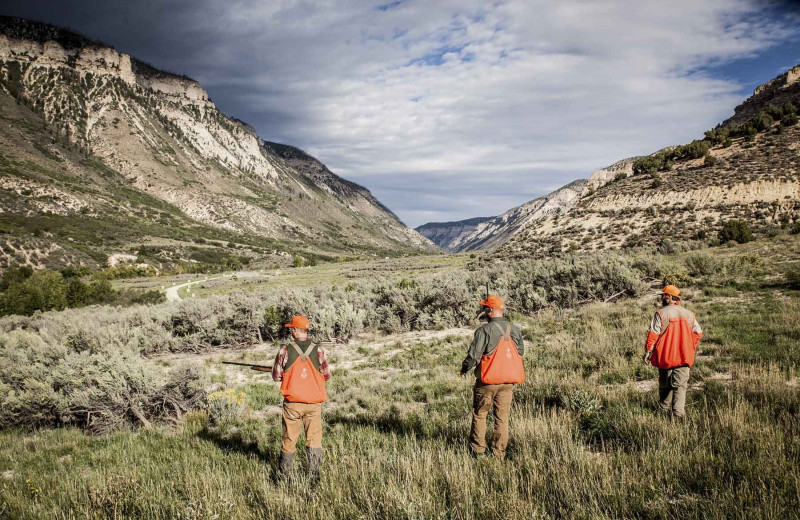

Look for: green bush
[0,267,162,317]
[719,220,753,244]
[684,253,719,277]
[0,270,67,316]
[633,155,664,175]
[206,388,246,426]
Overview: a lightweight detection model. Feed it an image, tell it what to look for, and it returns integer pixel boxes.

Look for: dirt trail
[164,277,221,302]
[163,271,262,302]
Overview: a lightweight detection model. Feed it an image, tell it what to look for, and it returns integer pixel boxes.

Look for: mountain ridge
[0,16,435,271]
[418,63,800,256]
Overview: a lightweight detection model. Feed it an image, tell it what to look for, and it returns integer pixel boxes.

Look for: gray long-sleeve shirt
[461,317,525,377]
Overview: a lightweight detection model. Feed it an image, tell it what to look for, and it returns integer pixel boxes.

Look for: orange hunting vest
[647,307,699,369]
[281,343,327,403]
[480,322,525,385]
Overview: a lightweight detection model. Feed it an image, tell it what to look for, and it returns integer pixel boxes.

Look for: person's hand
[643,350,652,365]
[460,371,468,379]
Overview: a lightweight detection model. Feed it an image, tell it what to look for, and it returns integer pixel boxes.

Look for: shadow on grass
[197,426,279,469]
[327,410,469,450]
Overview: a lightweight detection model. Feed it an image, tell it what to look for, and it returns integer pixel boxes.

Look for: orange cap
[662,285,680,298]
[479,295,505,310]
[284,315,310,329]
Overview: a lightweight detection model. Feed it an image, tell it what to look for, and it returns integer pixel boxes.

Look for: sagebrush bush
[684,253,720,277]
[0,327,206,433]
[207,388,247,426]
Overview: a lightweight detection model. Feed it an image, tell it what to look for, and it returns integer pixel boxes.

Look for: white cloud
[170,0,800,226]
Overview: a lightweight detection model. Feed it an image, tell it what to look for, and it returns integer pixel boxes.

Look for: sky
[3,0,800,227]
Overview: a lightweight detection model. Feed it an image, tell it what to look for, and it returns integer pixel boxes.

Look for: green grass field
[113,253,470,298]
[1,238,799,519]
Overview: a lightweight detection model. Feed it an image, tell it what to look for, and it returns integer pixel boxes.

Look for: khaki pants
[281,401,323,454]
[469,382,514,459]
[658,366,690,417]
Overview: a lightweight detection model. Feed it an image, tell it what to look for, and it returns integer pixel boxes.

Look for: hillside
[415,216,493,251]
[3,229,800,518]
[421,64,800,257]
[502,66,800,257]
[416,180,589,252]
[0,16,434,272]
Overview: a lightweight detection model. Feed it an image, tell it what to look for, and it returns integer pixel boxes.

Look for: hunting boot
[276,451,294,483]
[307,447,323,488]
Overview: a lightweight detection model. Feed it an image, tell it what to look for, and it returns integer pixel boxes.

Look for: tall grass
[0,237,798,518]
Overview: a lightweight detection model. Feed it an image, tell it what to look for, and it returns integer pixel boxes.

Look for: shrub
[0,329,206,433]
[786,265,800,289]
[633,155,663,175]
[684,253,720,277]
[650,175,663,189]
[0,267,161,317]
[207,388,246,426]
[719,220,753,244]
[0,270,67,316]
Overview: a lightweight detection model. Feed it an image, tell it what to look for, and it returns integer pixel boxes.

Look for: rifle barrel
[222,361,272,370]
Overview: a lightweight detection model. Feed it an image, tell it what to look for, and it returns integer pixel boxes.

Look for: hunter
[643,285,703,418]
[270,315,331,484]
[460,295,525,459]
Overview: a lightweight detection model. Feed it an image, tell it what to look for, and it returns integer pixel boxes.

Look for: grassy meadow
[1,236,799,519]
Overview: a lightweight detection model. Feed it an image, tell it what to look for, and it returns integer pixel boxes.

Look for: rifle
[222,361,273,372]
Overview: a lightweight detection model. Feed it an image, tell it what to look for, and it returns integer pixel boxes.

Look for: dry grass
[1,237,799,518]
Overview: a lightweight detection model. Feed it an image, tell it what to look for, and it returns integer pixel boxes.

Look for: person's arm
[271,345,288,382]
[692,315,703,349]
[461,328,488,375]
[643,312,661,363]
[511,326,525,356]
[317,347,332,381]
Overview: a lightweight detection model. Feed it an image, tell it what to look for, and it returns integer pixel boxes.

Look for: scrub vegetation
[0,235,799,519]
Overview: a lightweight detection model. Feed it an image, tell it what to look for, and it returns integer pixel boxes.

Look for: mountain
[420,64,800,257]
[0,16,434,272]
[416,180,588,252]
[415,216,494,251]
[501,65,800,257]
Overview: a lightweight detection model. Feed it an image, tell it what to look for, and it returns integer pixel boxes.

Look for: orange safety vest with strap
[480,322,525,385]
[281,342,327,403]
[645,307,701,369]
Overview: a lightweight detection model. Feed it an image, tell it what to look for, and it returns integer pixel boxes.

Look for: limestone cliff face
[725,64,800,126]
[502,93,800,257]
[415,217,494,252]
[416,180,588,252]
[0,16,434,255]
[586,158,635,190]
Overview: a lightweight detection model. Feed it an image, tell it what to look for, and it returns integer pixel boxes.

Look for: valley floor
[1,239,800,519]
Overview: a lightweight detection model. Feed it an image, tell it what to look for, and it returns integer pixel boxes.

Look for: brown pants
[658,366,690,417]
[469,382,514,459]
[281,401,323,454]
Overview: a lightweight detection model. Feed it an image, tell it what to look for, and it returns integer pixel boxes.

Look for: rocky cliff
[500,65,800,257]
[415,217,494,251]
[0,16,434,270]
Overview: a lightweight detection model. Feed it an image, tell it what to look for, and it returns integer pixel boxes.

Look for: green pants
[658,366,690,417]
[469,382,514,459]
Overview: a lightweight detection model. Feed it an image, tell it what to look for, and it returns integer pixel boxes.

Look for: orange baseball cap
[479,295,505,310]
[284,315,310,329]
[662,285,680,298]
